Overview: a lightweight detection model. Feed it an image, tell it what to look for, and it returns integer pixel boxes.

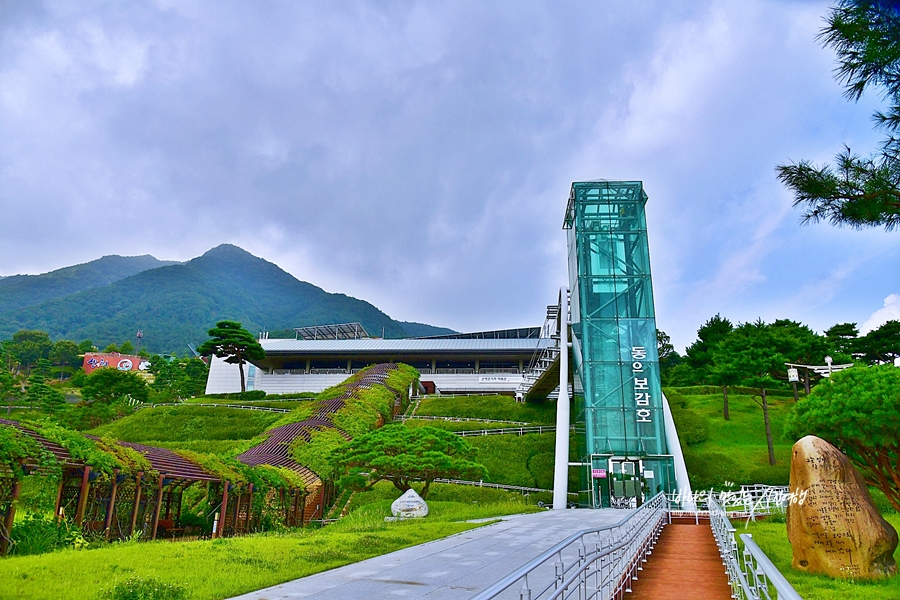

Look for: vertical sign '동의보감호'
[632,346,651,423]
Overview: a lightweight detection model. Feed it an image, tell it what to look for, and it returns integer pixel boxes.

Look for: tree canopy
[784,364,900,512]
[197,321,265,393]
[777,0,900,230]
[81,368,150,406]
[333,425,487,499]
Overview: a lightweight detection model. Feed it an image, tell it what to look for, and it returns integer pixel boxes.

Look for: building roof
[259,337,554,354]
[417,327,541,340]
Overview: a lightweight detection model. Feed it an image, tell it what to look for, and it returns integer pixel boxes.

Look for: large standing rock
[391,489,429,518]
[787,435,898,579]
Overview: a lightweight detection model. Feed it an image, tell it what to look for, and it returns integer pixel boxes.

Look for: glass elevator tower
[564,181,676,508]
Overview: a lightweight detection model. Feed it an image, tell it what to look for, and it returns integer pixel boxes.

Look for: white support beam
[553,287,570,510]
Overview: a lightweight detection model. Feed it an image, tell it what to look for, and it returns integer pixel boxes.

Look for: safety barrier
[432,478,552,494]
[709,496,801,600]
[471,492,669,600]
[399,415,529,425]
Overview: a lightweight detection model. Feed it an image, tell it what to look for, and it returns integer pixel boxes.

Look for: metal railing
[400,415,530,425]
[709,496,801,600]
[433,478,553,494]
[668,485,790,520]
[455,425,557,437]
[472,492,668,600]
[145,403,292,413]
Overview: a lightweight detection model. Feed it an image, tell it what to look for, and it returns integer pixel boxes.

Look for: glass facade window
[564,181,675,507]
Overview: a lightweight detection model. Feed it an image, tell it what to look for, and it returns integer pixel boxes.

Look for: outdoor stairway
[628,523,732,600]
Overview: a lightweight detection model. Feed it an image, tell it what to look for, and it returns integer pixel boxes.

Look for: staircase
[628,523,732,599]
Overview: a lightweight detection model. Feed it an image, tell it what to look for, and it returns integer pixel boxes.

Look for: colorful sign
[82,353,151,375]
[592,469,607,479]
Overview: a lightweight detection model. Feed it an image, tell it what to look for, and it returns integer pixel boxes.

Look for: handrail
[709,496,802,600]
[141,403,291,413]
[399,415,530,425]
[471,492,668,600]
[740,534,803,600]
[455,425,557,437]
[432,478,552,493]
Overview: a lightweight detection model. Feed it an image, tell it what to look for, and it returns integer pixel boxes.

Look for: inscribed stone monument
[787,435,898,579]
[390,489,428,518]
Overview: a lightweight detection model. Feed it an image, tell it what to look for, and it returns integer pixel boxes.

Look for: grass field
[669,388,794,488]
[0,484,540,600]
[89,405,281,443]
[743,514,900,599]
[466,434,556,489]
[414,395,556,424]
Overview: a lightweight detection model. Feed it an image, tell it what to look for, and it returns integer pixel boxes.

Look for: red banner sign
[82,353,151,375]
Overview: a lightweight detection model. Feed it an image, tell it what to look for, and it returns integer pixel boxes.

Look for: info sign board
[591,468,607,479]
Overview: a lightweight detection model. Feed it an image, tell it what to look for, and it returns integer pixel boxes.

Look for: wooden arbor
[1,419,313,554]
[0,419,79,555]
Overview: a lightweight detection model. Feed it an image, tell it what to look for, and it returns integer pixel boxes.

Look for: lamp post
[824,355,833,378]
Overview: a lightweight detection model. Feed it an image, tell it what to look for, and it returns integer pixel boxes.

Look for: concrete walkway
[229,508,624,600]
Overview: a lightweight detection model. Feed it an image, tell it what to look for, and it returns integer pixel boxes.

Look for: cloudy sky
[1,0,898,351]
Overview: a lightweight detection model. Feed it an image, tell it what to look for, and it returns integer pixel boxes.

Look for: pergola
[0,420,308,555]
[2,362,408,555]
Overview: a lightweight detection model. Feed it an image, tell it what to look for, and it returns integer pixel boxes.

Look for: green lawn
[466,433,555,489]
[743,514,900,599]
[415,395,556,424]
[670,389,794,488]
[0,484,540,600]
[89,406,281,443]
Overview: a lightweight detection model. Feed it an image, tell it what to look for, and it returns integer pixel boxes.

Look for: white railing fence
[471,492,668,600]
[709,496,802,600]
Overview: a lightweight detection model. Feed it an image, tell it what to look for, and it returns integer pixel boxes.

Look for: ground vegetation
[784,364,900,512]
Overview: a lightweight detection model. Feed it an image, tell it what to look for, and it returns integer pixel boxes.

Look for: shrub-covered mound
[238,364,420,479]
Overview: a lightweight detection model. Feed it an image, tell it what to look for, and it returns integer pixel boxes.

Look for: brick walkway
[629,523,732,599]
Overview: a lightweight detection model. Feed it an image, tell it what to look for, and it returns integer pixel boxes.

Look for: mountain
[398,321,457,338]
[0,245,454,353]
[0,254,178,312]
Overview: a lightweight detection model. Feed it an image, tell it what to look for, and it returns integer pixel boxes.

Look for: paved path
[629,523,732,599]
[229,509,624,600]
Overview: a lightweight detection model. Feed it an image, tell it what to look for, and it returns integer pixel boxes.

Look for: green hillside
[397,321,458,337]
[0,245,450,352]
[0,254,176,312]
[666,387,794,489]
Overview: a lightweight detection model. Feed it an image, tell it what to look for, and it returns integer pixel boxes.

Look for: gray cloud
[2,0,898,350]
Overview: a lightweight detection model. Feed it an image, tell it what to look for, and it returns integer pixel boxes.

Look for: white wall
[204,357,526,395]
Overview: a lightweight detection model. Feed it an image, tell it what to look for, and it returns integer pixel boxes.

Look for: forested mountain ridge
[0,254,178,312]
[0,245,453,353]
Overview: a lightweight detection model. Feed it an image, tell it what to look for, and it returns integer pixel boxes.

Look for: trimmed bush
[102,577,187,600]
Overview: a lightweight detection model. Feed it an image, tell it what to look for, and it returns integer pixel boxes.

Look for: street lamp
[824,355,833,377]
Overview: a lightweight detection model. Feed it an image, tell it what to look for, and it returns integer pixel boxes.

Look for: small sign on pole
[787,368,799,383]
[591,469,607,479]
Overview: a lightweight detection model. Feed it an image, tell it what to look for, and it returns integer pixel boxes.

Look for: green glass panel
[567,180,671,487]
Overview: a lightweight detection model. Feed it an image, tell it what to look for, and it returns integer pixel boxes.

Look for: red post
[74,466,92,526]
[129,472,143,537]
[1,475,22,555]
[53,474,65,521]
[104,469,120,540]
[245,484,254,533]
[216,481,230,539]
[150,474,165,540]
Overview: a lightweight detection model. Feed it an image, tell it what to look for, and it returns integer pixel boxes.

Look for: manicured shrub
[102,577,187,600]
[9,514,68,555]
